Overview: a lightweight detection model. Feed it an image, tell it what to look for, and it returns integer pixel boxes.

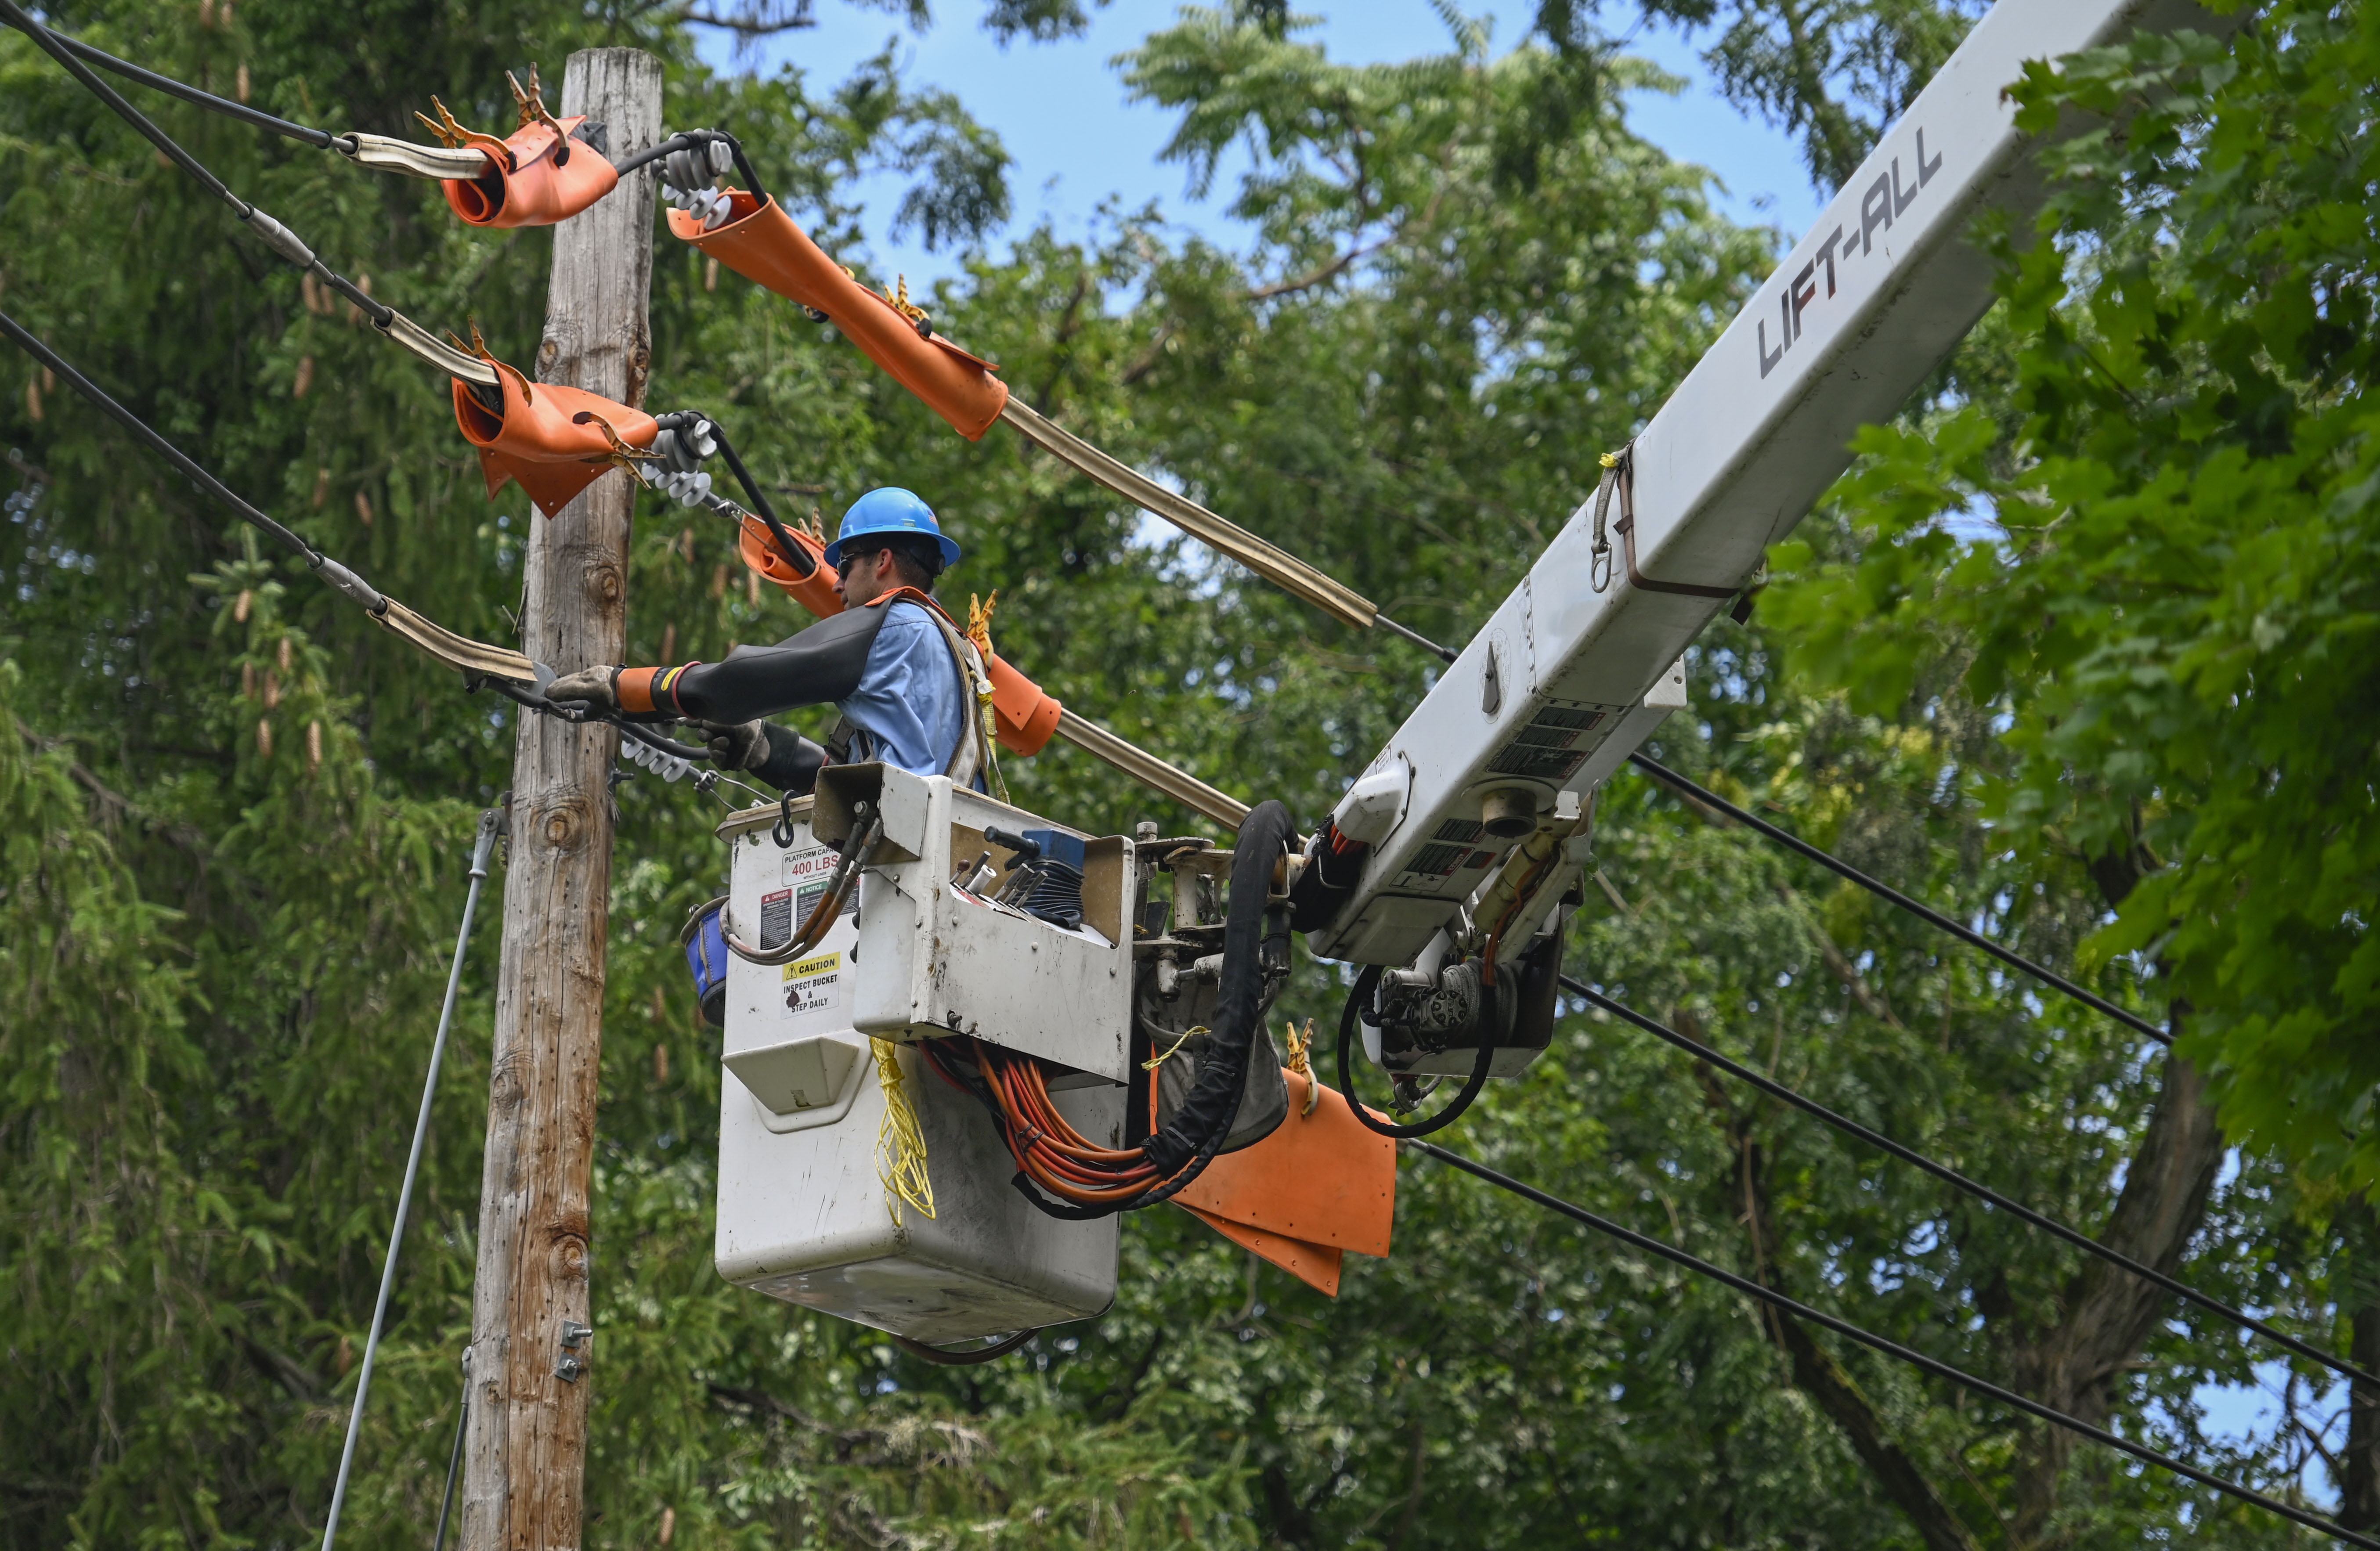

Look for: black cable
[697,415,816,581]
[1335,964,1494,1138]
[1629,752,2171,1046]
[430,1364,468,1551]
[42,25,348,151]
[1409,1140,2380,1551]
[1562,974,2376,1388]
[613,127,770,206]
[3,0,395,328]
[483,678,711,761]
[0,308,320,563]
[892,1329,1036,1366]
[1374,612,1456,663]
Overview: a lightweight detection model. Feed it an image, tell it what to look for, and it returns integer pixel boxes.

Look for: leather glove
[701,718,771,771]
[545,666,619,710]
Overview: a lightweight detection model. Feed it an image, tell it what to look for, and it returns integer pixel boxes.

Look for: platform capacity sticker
[780,844,858,935]
[781,951,842,1016]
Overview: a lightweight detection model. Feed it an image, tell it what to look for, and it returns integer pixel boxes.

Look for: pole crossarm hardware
[1626,754,2171,1044]
[1049,707,1252,830]
[1563,976,2373,1387]
[0,0,500,387]
[1411,1141,2380,1551]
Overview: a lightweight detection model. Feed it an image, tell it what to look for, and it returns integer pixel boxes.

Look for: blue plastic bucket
[683,897,730,1028]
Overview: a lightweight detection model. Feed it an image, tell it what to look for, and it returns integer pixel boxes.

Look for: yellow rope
[967,590,1011,804]
[871,1038,935,1225]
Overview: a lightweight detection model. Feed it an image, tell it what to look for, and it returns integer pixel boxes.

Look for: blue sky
[695,0,1827,289]
[688,4,2331,1496]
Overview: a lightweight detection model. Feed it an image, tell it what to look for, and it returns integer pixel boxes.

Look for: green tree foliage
[4,0,2373,1547]
[1766,3,2380,1194]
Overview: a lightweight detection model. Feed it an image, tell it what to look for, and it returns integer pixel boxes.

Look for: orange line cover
[440,115,620,229]
[451,358,656,518]
[668,193,1010,440]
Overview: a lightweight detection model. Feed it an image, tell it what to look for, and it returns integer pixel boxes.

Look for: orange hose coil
[439,115,620,229]
[667,193,1011,440]
[451,357,656,518]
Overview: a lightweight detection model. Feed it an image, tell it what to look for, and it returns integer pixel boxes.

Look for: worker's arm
[615,605,884,722]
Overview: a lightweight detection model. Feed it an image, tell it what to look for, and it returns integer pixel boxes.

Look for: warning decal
[781,951,843,1016]
[759,888,793,950]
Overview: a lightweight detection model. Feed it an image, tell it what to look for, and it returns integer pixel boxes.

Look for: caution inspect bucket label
[782,951,842,1016]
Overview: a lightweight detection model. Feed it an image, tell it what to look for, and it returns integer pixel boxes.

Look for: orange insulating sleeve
[440,115,620,229]
[736,515,845,620]
[451,358,657,518]
[983,649,1062,756]
[668,194,1011,440]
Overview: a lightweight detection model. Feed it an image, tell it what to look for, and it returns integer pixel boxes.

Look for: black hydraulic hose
[892,1329,1036,1366]
[1410,1139,2380,1551]
[1563,974,2377,1389]
[1001,800,1297,1220]
[41,24,349,151]
[2,0,395,328]
[1139,800,1294,1176]
[1629,752,2170,1046]
[1336,964,1494,1139]
[1,308,318,563]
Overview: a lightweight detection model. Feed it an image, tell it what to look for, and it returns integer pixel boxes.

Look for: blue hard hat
[825,487,961,571]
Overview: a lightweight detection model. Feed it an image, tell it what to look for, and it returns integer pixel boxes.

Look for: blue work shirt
[840,599,970,778]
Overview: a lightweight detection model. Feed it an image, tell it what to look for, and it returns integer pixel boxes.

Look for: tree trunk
[2338,1198,2380,1530]
[2006,1028,2225,1541]
[459,47,661,1551]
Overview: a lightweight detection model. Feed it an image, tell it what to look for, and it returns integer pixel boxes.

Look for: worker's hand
[701,718,771,771]
[545,666,619,710]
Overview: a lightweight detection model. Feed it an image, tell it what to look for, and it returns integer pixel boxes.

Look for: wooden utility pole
[461,48,661,1551]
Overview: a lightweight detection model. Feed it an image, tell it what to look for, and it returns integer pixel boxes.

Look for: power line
[1561,974,2375,1388]
[39,22,351,151]
[1628,752,2171,1046]
[0,0,498,385]
[1408,1139,2379,1551]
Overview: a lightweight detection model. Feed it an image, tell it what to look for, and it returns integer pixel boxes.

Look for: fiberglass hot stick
[1560,974,2378,1389]
[1408,1140,2380,1551]
[0,0,498,387]
[1629,752,2171,1045]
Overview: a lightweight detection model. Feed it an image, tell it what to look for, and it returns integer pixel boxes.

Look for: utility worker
[545,487,989,794]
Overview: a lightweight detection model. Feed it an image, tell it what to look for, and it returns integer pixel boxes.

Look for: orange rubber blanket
[669,193,1011,440]
[440,115,619,229]
[1175,1070,1397,1298]
[451,359,655,518]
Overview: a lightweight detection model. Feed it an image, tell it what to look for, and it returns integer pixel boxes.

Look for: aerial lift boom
[1307,0,2225,984]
